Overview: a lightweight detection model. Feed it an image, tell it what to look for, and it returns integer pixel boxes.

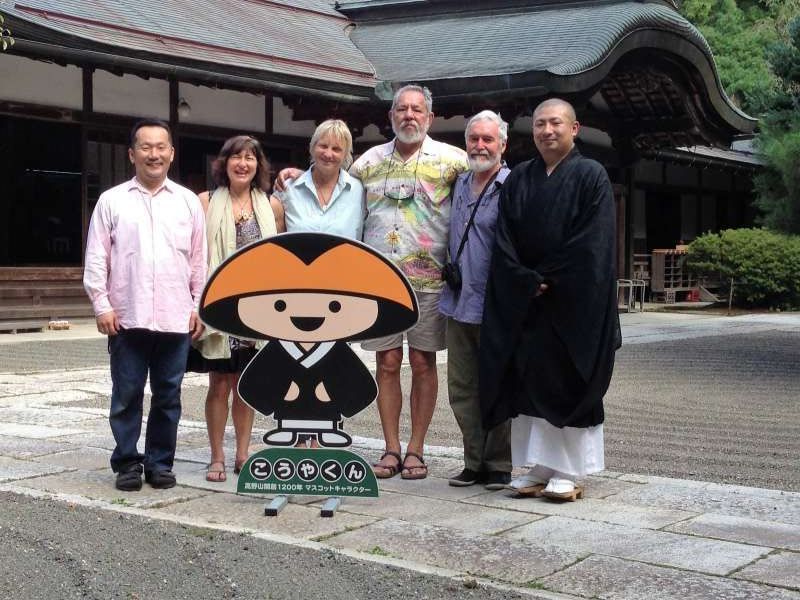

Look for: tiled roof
[0,0,755,139]
[346,2,710,81]
[338,0,754,138]
[2,0,375,91]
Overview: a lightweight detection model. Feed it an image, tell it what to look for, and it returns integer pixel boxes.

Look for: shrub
[686,228,800,309]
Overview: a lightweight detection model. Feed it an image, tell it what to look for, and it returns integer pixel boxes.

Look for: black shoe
[145,470,176,489]
[448,468,486,487]
[115,464,143,492]
[485,471,511,490]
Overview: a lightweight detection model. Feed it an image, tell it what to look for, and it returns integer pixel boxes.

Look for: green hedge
[686,228,800,309]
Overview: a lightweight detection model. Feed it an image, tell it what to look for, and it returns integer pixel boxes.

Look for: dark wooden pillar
[608,130,638,279]
[169,78,180,179]
[613,183,627,279]
[81,67,93,261]
[624,165,636,278]
[264,93,273,136]
[696,168,704,235]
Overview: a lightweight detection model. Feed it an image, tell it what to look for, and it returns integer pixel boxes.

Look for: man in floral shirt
[351,85,468,480]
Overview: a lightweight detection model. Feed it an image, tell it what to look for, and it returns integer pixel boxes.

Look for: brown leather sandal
[400,451,428,480]
[372,451,402,479]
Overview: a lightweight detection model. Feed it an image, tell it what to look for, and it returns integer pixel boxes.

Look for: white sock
[510,465,554,488]
[545,471,577,494]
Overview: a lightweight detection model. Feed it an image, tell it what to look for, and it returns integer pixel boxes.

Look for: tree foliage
[0,14,14,51]
[679,0,800,114]
[682,2,800,234]
[752,16,800,234]
[686,228,800,308]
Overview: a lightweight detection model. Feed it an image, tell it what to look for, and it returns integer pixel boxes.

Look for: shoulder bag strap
[453,170,500,261]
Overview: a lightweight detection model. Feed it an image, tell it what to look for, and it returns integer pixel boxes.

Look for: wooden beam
[0,100,80,122]
[0,267,85,281]
[169,78,180,179]
[169,79,179,126]
[264,93,274,135]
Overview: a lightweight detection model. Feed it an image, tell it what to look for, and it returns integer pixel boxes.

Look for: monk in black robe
[480,99,620,500]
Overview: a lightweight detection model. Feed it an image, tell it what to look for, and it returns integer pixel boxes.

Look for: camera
[441,262,462,290]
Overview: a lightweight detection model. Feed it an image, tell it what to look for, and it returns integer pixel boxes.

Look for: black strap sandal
[372,451,402,479]
[400,452,428,480]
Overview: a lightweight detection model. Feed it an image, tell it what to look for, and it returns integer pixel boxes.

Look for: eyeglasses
[382,142,421,203]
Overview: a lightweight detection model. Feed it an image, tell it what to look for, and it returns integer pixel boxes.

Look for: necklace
[231,191,253,224]
[312,171,337,209]
[316,182,336,207]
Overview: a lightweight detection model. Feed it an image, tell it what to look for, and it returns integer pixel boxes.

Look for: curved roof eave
[553,29,754,133]
[353,2,756,135]
[396,28,755,134]
[1,2,377,101]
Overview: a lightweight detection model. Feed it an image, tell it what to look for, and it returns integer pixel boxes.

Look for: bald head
[532,98,580,169]
[533,98,576,123]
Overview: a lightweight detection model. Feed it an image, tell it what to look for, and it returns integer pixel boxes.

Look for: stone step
[0,303,94,321]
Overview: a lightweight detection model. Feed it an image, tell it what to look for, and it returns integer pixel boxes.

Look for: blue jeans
[108,328,190,474]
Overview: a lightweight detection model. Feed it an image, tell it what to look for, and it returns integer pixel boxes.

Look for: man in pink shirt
[84,119,206,491]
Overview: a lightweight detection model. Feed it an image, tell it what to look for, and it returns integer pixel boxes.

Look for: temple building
[0,0,760,325]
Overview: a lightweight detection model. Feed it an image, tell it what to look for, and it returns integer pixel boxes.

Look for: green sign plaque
[237,447,379,498]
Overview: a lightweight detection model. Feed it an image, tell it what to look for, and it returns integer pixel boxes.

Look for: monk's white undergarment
[510,415,604,477]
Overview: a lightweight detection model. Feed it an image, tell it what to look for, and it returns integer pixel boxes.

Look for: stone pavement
[0,312,799,599]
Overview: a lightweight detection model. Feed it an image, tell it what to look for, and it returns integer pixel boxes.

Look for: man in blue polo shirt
[440,110,511,489]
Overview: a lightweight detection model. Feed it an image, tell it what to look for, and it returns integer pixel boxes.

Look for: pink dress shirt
[83,177,207,333]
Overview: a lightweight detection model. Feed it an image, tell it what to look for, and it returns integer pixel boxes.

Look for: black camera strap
[453,170,500,262]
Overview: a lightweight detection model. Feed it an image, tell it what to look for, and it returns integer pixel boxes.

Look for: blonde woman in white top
[272,120,366,448]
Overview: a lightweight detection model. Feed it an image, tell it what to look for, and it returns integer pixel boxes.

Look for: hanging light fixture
[177,97,191,120]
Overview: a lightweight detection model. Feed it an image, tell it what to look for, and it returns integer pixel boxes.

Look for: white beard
[469,155,499,173]
[393,122,427,145]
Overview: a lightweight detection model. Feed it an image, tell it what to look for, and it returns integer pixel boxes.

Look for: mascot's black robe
[239,340,377,423]
[480,149,621,430]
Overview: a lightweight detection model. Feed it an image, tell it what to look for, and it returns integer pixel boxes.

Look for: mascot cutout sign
[200,233,418,502]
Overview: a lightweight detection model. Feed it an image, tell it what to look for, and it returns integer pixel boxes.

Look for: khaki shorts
[361,291,446,352]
